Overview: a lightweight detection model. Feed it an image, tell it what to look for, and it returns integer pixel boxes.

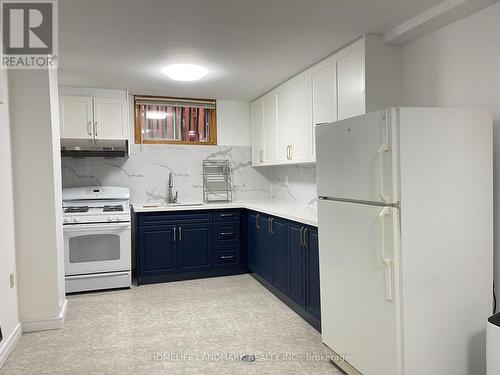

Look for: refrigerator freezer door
[318,199,401,375]
[316,109,398,204]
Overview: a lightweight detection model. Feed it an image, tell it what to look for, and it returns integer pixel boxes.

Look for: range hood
[61,139,128,157]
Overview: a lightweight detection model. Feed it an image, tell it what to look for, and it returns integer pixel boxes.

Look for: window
[134,96,217,145]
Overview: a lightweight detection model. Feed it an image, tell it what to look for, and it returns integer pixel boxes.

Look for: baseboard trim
[0,323,22,368]
[137,268,248,285]
[22,299,68,333]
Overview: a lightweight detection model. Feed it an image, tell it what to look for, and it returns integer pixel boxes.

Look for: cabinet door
[305,227,321,320]
[247,212,260,273]
[288,224,306,306]
[312,58,337,158]
[93,98,128,140]
[139,225,177,276]
[178,224,213,272]
[59,96,93,139]
[291,74,313,163]
[270,218,288,294]
[276,86,292,163]
[259,215,273,282]
[251,99,264,166]
[263,92,278,163]
[337,45,365,121]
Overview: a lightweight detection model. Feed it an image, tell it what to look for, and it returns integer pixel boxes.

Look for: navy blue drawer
[214,210,240,223]
[139,211,212,225]
[216,223,240,243]
[216,248,239,266]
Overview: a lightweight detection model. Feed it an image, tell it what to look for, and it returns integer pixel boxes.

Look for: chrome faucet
[168,172,178,204]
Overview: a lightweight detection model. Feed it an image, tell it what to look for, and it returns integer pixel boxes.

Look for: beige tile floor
[0,274,341,375]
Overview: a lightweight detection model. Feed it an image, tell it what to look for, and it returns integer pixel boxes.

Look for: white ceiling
[57,0,476,100]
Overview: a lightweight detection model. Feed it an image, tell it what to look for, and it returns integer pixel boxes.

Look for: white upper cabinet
[290,73,313,163]
[336,40,365,121]
[60,96,94,139]
[250,98,264,165]
[263,91,278,163]
[250,34,400,166]
[59,89,129,141]
[92,98,128,140]
[311,57,337,160]
[311,57,337,126]
[276,85,293,163]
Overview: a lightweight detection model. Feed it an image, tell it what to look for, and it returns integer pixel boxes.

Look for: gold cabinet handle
[268,217,274,234]
[87,121,92,136]
[303,227,309,248]
[300,226,305,247]
[256,214,260,229]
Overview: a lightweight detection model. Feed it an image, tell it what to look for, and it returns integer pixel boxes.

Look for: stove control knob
[115,216,121,222]
[73,217,80,223]
[107,216,113,222]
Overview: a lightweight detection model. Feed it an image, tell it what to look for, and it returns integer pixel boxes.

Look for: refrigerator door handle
[379,207,393,301]
[378,143,390,203]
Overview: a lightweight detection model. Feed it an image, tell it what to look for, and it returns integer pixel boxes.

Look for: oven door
[63,222,131,276]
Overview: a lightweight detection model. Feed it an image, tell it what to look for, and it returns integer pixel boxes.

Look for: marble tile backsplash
[270,165,317,207]
[61,144,317,207]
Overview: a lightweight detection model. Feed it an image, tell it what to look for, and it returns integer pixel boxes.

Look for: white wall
[216,101,251,146]
[9,70,66,331]
[400,1,500,310]
[0,71,21,366]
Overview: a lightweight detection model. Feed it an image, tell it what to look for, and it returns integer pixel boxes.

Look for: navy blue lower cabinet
[288,223,306,306]
[178,223,213,272]
[136,210,245,285]
[269,217,288,294]
[305,227,321,321]
[139,225,178,277]
[259,215,273,283]
[248,211,266,275]
[216,247,239,267]
[247,212,259,272]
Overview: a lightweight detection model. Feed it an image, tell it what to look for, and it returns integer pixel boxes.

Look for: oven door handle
[66,271,130,280]
[63,222,131,232]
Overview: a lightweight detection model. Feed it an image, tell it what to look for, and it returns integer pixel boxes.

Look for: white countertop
[132,200,318,226]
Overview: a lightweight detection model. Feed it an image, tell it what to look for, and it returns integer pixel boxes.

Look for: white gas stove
[63,186,131,224]
[62,187,132,293]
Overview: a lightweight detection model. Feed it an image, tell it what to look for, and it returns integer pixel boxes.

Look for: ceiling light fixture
[161,64,209,81]
[146,111,168,120]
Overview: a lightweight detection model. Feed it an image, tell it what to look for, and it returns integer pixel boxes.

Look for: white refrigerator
[316,108,493,375]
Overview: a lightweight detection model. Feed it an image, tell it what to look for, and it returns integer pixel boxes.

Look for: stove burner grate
[64,206,89,213]
[103,205,124,212]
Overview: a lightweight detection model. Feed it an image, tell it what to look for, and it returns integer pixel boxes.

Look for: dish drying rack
[203,160,233,203]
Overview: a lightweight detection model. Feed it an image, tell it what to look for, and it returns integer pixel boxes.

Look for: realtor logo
[1,0,58,68]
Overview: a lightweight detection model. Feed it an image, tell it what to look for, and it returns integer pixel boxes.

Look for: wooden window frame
[134,95,217,145]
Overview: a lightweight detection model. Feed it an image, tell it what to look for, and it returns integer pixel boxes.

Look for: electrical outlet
[9,273,14,288]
